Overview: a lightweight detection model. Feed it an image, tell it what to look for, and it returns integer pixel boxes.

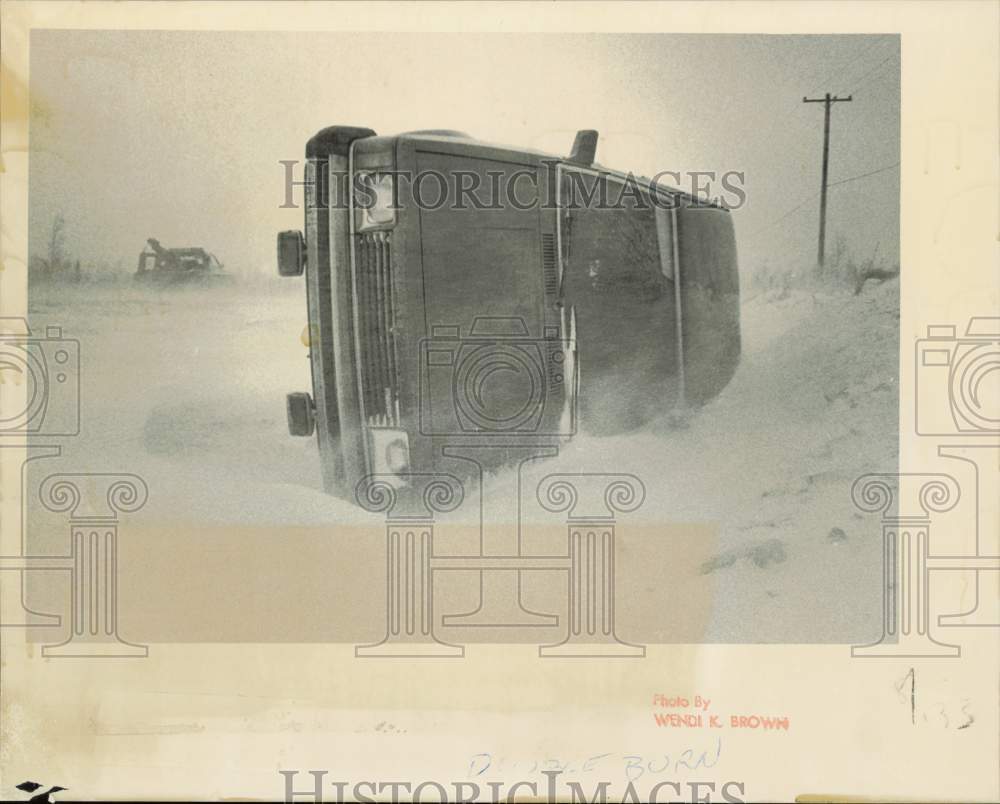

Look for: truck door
[559,168,679,433]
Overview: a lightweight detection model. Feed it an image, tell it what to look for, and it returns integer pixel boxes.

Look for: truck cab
[278,127,740,497]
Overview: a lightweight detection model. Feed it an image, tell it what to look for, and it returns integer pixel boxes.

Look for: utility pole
[803,93,852,272]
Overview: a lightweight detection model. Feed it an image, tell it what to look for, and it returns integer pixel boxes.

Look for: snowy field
[23,276,898,644]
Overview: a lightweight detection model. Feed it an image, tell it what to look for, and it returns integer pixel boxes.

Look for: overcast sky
[29,31,899,276]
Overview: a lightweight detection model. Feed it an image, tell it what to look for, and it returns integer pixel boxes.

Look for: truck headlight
[369,427,410,476]
[357,172,396,230]
[385,437,410,474]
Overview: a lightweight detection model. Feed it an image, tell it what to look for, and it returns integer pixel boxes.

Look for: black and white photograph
[1,3,997,803]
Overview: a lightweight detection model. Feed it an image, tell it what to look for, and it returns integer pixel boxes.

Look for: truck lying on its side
[277,127,741,498]
[135,238,231,285]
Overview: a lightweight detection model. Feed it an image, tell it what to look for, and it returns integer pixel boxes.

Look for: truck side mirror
[286,392,316,436]
[277,230,306,277]
[568,130,599,166]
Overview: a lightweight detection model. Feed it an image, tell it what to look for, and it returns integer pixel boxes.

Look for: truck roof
[394,129,723,211]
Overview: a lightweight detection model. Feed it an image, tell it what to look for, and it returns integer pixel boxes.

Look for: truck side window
[560,170,666,303]
[558,167,680,429]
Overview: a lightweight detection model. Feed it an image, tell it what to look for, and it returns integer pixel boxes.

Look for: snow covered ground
[24,275,898,644]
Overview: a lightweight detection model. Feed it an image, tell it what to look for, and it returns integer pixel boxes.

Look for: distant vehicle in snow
[135,238,231,285]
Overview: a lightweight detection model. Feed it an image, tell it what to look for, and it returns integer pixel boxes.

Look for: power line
[742,160,900,242]
[807,38,889,98]
[828,161,900,188]
[848,51,900,95]
[741,195,815,242]
[762,39,898,146]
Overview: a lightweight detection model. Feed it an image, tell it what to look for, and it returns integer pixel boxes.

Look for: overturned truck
[135,238,230,285]
[277,127,741,497]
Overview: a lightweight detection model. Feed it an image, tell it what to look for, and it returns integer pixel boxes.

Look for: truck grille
[354,230,400,426]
